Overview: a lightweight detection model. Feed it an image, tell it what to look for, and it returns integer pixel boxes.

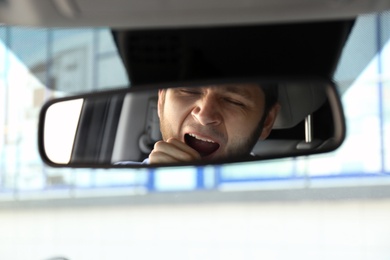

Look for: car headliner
[0,0,389,28]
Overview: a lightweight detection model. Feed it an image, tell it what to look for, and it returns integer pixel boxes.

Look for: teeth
[188,133,215,143]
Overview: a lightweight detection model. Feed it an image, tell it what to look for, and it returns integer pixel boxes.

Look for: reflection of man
[149,84,280,164]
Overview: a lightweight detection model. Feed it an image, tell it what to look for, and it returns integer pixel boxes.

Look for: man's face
[157,84,276,161]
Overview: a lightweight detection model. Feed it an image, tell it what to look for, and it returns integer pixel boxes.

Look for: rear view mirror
[38,79,345,168]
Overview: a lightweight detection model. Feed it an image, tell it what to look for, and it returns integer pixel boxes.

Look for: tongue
[185,134,220,157]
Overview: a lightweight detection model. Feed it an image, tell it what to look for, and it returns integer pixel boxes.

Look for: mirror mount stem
[305,114,313,143]
[297,114,322,150]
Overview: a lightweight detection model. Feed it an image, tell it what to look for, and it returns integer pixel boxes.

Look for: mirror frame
[38,77,346,168]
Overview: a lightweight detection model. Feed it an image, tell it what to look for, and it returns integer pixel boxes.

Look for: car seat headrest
[273,82,327,129]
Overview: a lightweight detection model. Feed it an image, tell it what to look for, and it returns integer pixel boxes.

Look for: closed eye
[224,98,245,107]
[179,88,202,95]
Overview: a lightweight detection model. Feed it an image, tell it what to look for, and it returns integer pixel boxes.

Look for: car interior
[1,1,390,260]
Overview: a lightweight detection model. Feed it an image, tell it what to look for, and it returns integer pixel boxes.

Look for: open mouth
[184,133,220,157]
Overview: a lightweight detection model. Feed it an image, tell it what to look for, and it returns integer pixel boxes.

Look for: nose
[191,94,222,125]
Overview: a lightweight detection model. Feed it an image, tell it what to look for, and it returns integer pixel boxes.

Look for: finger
[150,140,200,163]
[166,138,201,159]
[153,140,200,161]
[149,150,181,164]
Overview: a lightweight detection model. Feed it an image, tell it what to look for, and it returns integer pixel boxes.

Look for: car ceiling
[0,0,389,28]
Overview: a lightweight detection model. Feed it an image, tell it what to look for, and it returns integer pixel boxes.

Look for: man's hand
[149,138,201,164]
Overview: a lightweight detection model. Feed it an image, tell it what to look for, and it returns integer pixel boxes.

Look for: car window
[0,13,389,192]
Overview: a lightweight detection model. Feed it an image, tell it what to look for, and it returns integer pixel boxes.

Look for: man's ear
[259,103,281,140]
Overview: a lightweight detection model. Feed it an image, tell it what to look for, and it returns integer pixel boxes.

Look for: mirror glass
[39,80,345,167]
